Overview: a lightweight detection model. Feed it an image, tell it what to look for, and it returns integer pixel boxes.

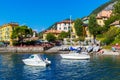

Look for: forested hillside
[90,0,118,15]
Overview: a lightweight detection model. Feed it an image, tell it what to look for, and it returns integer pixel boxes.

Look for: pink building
[96,10,112,26]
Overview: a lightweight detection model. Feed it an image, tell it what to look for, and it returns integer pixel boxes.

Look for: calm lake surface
[0,53,120,80]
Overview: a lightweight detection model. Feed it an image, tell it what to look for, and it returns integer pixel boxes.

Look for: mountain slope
[90,0,118,15]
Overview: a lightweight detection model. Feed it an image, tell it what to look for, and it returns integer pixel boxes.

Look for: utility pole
[70,15,72,46]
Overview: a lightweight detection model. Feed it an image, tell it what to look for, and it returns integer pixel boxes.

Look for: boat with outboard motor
[22,54,51,66]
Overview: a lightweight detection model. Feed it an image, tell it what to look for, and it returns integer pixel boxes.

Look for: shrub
[101,27,120,45]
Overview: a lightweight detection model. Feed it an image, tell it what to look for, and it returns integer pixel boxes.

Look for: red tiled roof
[57,20,74,24]
[96,10,112,19]
[44,29,61,34]
[23,37,39,41]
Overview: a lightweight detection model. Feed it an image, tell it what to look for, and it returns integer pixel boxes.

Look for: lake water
[0,53,120,80]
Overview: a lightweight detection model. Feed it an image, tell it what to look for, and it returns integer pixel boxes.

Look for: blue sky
[0,0,110,32]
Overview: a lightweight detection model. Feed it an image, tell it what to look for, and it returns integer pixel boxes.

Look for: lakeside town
[0,1,120,55]
[1,0,120,80]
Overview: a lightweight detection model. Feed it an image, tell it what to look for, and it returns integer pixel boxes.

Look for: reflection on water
[0,53,120,80]
[58,59,90,68]
[60,59,90,65]
[23,66,47,80]
[24,66,46,74]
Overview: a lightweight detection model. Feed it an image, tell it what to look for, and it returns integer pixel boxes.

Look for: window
[64,27,67,30]
[30,55,34,58]
[6,28,9,31]
[68,26,70,30]
[59,28,61,30]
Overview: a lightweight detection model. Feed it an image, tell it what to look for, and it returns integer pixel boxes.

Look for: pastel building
[71,23,78,39]
[96,10,112,26]
[43,29,61,40]
[82,17,89,24]
[56,19,73,32]
[0,23,19,45]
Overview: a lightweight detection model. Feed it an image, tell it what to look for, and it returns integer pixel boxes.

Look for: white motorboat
[60,51,90,60]
[60,16,90,60]
[22,54,51,66]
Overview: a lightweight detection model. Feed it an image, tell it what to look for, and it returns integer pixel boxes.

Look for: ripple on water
[0,54,120,80]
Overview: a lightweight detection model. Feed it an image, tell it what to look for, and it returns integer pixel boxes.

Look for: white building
[56,19,73,32]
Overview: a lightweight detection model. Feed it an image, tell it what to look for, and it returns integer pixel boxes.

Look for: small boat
[22,54,51,66]
[60,51,90,60]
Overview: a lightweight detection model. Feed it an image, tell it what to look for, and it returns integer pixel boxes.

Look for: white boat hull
[60,53,90,60]
[22,59,50,66]
[22,54,51,67]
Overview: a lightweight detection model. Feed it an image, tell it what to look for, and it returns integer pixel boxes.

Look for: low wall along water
[0,47,44,53]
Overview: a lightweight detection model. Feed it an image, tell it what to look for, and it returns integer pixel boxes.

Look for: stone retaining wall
[0,47,44,53]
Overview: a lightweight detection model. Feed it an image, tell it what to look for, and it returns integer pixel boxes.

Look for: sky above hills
[0,0,109,32]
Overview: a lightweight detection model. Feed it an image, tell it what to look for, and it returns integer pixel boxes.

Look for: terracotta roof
[44,29,61,34]
[24,37,39,41]
[0,23,19,29]
[1,23,19,28]
[57,20,74,24]
[96,10,112,19]
[110,21,120,26]
[4,23,19,26]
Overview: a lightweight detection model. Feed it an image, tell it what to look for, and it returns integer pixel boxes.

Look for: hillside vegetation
[90,0,118,15]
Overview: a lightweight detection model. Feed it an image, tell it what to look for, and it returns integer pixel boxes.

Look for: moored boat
[22,54,51,66]
[60,51,90,60]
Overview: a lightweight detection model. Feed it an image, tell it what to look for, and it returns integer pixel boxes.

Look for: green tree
[38,32,43,39]
[74,18,83,37]
[11,25,33,45]
[46,33,56,42]
[88,15,100,43]
[58,31,69,40]
[102,27,120,45]
[113,0,120,14]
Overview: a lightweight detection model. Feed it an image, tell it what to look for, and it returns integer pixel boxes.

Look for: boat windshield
[29,55,34,58]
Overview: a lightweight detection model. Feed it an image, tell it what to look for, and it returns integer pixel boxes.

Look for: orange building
[43,29,61,40]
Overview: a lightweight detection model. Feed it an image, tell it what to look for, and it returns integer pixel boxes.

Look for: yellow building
[0,23,19,45]
[71,23,78,39]
[71,23,92,40]
[43,29,61,40]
